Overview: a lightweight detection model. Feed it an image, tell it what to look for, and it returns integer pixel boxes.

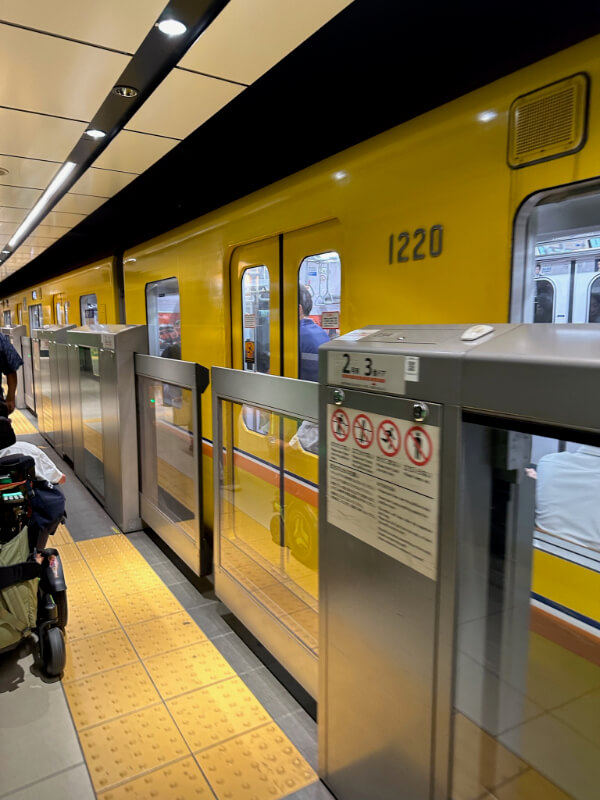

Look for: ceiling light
[477,110,497,123]
[333,170,348,181]
[7,161,77,250]
[157,19,187,36]
[0,167,8,177]
[85,129,106,139]
[113,85,139,98]
[1,250,9,254]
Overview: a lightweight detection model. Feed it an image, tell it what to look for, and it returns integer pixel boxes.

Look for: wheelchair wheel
[55,591,68,631]
[43,626,66,677]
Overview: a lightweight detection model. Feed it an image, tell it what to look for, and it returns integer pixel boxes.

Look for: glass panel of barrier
[39,337,53,435]
[137,375,197,542]
[219,400,319,655]
[452,424,600,800]
[79,345,104,498]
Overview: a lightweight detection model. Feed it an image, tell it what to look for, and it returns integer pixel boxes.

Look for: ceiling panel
[0,185,41,209]
[0,222,18,235]
[0,25,129,121]
[180,0,353,84]
[128,69,244,140]
[35,222,75,235]
[0,0,167,54]
[0,155,59,190]
[0,107,87,162]
[94,129,178,174]
[22,235,59,248]
[53,193,107,215]
[0,207,27,224]
[72,168,137,198]
[41,210,86,227]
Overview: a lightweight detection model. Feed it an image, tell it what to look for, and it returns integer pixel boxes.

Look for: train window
[588,274,600,322]
[80,293,98,325]
[533,277,555,322]
[3,310,11,327]
[64,300,69,324]
[56,301,63,325]
[29,303,42,331]
[241,266,270,434]
[298,252,341,382]
[146,278,181,358]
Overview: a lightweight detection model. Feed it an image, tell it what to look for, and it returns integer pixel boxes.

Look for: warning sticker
[327,404,439,580]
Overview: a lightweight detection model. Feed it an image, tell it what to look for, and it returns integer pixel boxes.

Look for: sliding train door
[220,222,342,693]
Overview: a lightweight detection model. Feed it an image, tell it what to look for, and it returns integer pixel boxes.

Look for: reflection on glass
[29,303,42,331]
[79,346,104,497]
[219,400,319,654]
[138,377,197,540]
[145,277,181,358]
[533,277,554,323]
[80,293,98,325]
[22,337,34,410]
[39,338,53,436]
[589,277,600,322]
[3,310,10,326]
[452,425,600,800]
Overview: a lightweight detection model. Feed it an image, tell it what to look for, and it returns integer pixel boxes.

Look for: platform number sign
[389,225,443,264]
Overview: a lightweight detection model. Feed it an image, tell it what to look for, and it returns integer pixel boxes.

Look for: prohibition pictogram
[377,419,401,456]
[353,413,374,449]
[405,425,433,466]
[331,408,350,442]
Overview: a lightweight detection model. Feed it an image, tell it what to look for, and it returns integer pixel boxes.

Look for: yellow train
[3,36,599,647]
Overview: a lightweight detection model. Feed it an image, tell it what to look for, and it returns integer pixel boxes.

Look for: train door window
[241,265,270,433]
[64,300,70,324]
[298,252,341,382]
[80,293,98,325]
[55,300,63,325]
[588,274,600,321]
[29,303,42,331]
[17,304,22,325]
[533,276,555,322]
[146,277,181,358]
[3,310,11,327]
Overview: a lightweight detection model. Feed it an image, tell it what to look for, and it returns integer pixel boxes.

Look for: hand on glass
[525,467,537,480]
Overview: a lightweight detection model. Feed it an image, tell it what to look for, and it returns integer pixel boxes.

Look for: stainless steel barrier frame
[135,354,210,575]
[211,367,319,696]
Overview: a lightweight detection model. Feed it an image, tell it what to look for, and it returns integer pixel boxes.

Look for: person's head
[0,416,16,449]
[299,286,312,319]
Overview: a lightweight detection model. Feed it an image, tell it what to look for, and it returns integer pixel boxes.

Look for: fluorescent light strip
[7,161,77,250]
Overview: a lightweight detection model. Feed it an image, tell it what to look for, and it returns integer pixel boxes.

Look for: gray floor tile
[211,631,264,676]
[169,580,213,610]
[240,666,302,721]
[188,601,232,639]
[278,710,319,770]
[0,643,85,796]
[283,780,335,800]
[127,532,168,565]
[152,559,188,586]
[1,763,94,800]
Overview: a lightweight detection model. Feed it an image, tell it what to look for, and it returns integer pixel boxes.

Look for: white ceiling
[0,0,353,281]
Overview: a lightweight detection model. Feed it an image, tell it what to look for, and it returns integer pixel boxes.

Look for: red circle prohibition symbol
[376,419,401,456]
[330,408,350,442]
[353,414,374,449]
[405,425,433,466]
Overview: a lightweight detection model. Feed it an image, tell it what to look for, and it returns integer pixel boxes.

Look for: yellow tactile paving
[11,408,37,434]
[144,641,235,700]
[125,611,207,660]
[80,704,190,793]
[56,531,317,800]
[67,596,120,641]
[197,724,317,800]
[64,661,161,729]
[108,586,183,626]
[98,757,214,800]
[167,677,271,753]
[52,523,74,545]
[63,628,138,683]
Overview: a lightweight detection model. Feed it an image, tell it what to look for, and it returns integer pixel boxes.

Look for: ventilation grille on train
[508,74,588,168]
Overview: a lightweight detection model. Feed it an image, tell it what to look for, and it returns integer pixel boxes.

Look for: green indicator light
[150,398,155,403]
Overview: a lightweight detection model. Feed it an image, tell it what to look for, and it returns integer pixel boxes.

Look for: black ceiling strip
[0,19,135,57]
[0,0,231,266]
[3,0,600,291]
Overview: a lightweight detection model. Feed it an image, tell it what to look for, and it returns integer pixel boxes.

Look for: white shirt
[0,441,65,484]
[535,445,600,551]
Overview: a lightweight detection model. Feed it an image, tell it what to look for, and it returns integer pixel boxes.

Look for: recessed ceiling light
[113,85,139,98]
[85,129,106,139]
[0,167,8,177]
[1,250,9,254]
[157,19,187,36]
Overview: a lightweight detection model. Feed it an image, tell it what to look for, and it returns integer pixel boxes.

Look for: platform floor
[0,410,332,800]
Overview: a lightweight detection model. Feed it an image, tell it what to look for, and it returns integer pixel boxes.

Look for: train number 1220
[388,225,443,264]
